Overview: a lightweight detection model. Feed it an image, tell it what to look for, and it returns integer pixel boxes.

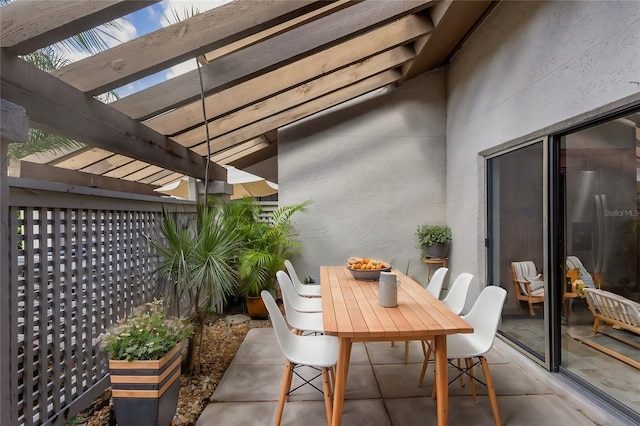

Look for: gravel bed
[68,313,271,426]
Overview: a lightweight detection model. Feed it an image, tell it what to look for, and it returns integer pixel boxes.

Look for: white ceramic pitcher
[378,271,400,307]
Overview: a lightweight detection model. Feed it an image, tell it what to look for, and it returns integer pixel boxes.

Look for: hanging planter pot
[109,343,183,426]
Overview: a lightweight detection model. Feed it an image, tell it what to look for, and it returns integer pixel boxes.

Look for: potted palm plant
[222,198,309,319]
[95,299,194,426]
[416,224,452,259]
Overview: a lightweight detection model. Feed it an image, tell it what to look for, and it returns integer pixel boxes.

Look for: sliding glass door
[559,112,640,415]
[487,141,546,360]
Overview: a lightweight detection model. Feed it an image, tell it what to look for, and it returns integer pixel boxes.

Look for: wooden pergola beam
[0,52,226,182]
[53,0,342,95]
[402,0,495,79]
[145,14,433,136]
[111,0,433,120]
[16,161,160,196]
[0,0,159,55]
[174,46,414,148]
[191,69,402,156]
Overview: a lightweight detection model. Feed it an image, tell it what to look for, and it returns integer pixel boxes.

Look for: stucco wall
[446,0,640,304]
[278,70,447,286]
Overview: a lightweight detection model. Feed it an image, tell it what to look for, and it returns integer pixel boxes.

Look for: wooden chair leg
[321,367,333,426]
[458,359,464,387]
[418,341,433,386]
[528,298,535,316]
[275,361,293,425]
[480,356,501,426]
[591,318,601,335]
[466,358,477,404]
[405,341,410,364]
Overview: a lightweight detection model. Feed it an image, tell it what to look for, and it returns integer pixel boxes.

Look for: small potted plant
[95,299,194,426]
[416,224,452,259]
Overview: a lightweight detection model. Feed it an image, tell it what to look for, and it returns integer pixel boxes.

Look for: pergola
[1,0,494,196]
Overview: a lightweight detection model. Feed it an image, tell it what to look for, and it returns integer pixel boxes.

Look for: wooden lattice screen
[5,181,195,426]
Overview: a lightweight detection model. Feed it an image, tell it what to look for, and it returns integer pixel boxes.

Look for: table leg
[434,335,448,426]
[331,338,352,426]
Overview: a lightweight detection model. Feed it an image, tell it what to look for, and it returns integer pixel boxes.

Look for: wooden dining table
[320,265,473,426]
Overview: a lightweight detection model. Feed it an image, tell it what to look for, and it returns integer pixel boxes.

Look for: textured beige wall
[279,70,447,286]
[446,0,640,307]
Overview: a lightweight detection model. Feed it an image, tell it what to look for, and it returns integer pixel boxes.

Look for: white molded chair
[420,286,507,426]
[261,290,338,426]
[276,269,323,313]
[441,272,473,315]
[276,270,324,334]
[418,272,473,375]
[426,267,448,299]
[284,259,322,297]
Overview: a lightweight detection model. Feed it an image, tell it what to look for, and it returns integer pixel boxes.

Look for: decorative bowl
[347,266,392,281]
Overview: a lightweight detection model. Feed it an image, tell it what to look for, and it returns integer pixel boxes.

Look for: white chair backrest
[276,270,319,312]
[441,272,473,315]
[461,286,507,354]
[276,270,318,329]
[284,259,303,286]
[261,290,297,356]
[426,267,448,299]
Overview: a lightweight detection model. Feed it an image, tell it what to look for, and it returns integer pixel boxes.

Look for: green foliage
[147,204,241,316]
[220,198,310,297]
[96,299,194,361]
[303,275,315,284]
[416,224,452,248]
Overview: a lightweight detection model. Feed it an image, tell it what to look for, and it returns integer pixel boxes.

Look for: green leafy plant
[416,225,452,248]
[146,204,241,374]
[95,299,194,362]
[221,198,310,297]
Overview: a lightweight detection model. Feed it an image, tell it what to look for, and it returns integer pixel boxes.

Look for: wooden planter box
[109,343,183,426]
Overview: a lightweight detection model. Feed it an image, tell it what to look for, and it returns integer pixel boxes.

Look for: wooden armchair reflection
[511,261,545,316]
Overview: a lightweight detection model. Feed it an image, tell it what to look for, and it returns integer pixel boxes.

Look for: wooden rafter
[0,51,226,182]
[111,0,433,120]
[0,0,159,54]
[190,69,402,156]
[174,46,414,148]
[144,14,433,136]
[53,1,344,95]
[402,0,495,79]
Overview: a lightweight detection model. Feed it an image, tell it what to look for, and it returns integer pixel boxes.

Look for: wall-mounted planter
[108,343,182,426]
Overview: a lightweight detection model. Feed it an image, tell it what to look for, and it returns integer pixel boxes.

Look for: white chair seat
[261,290,338,425]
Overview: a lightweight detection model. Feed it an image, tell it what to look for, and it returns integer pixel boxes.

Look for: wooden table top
[320,266,473,340]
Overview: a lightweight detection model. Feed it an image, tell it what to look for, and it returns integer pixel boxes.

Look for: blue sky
[106,0,230,99]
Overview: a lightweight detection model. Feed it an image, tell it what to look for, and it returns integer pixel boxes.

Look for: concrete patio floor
[197,327,633,426]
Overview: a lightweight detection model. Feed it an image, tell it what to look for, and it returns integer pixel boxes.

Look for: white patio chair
[418,272,473,381]
[276,269,323,313]
[426,267,448,298]
[285,259,322,297]
[276,270,324,334]
[396,267,449,363]
[261,290,338,426]
[423,286,507,426]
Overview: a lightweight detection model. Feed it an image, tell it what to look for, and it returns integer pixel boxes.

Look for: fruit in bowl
[346,257,391,280]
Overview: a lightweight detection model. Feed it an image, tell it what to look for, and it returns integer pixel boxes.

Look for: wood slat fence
[3,179,199,426]
[1,178,279,426]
